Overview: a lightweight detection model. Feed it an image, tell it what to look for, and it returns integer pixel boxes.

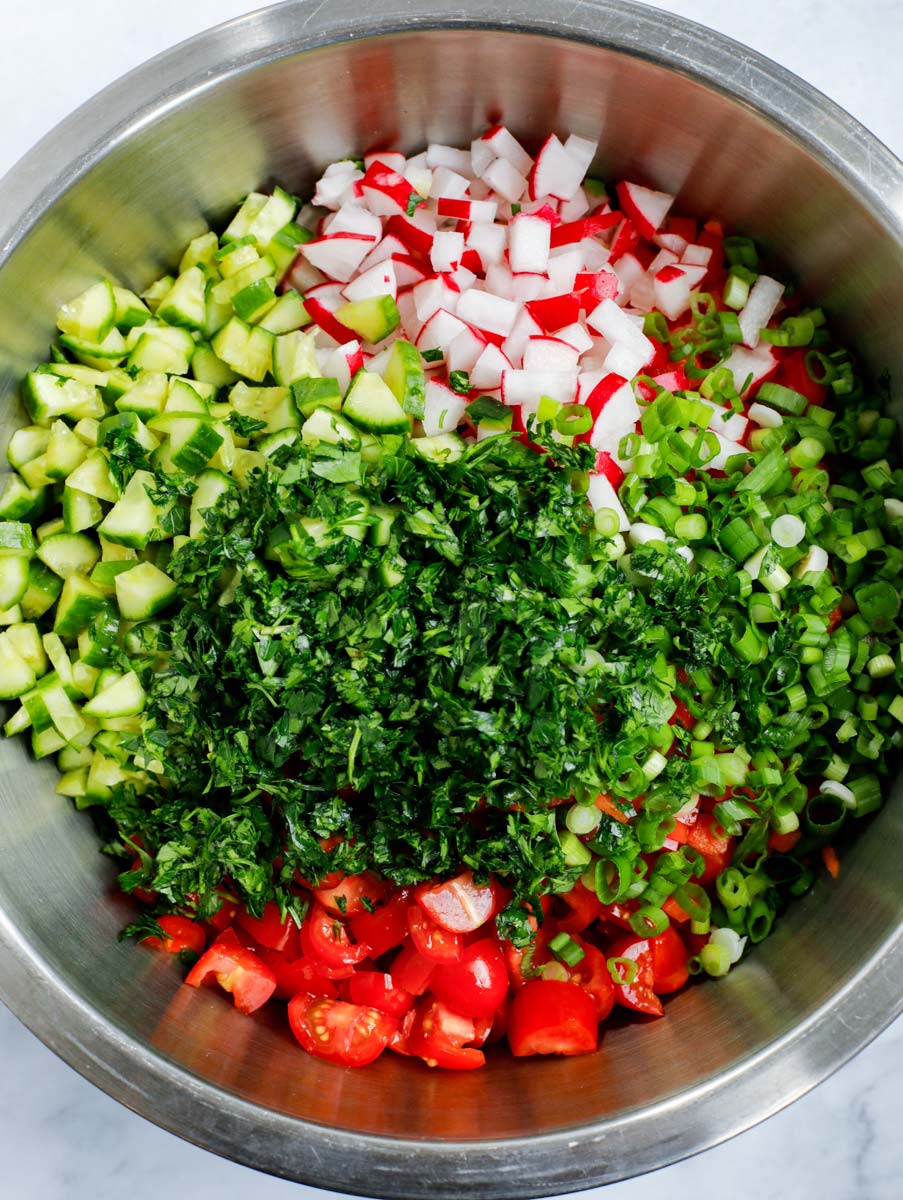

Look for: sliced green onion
[629,905,669,937]
[566,803,602,836]
[555,404,592,436]
[549,931,586,966]
[607,956,638,986]
[699,941,732,976]
[771,513,806,548]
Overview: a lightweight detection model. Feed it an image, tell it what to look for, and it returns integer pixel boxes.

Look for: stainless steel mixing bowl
[0,1,901,1196]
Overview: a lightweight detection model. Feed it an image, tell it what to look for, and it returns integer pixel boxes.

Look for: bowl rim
[0,2,901,1196]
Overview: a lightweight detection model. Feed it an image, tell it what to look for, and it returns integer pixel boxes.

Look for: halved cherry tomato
[686,813,735,884]
[407,906,464,963]
[390,944,436,995]
[507,980,598,1057]
[649,926,690,994]
[503,927,614,1020]
[300,904,368,973]
[415,871,495,933]
[349,889,411,958]
[235,901,298,953]
[142,915,206,958]
[349,970,414,1019]
[257,948,338,1001]
[287,994,397,1067]
[205,901,238,933]
[408,999,486,1069]
[312,871,389,917]
[597,899,638,932]
[185,943,277,1014]
[430,937,509,1019]
[553,880,602,934]
[606,936,664,1017]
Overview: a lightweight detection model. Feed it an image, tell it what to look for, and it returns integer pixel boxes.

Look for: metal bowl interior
[0,2,901,1197]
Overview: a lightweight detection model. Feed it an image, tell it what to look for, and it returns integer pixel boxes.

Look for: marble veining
[0,1,900,1198]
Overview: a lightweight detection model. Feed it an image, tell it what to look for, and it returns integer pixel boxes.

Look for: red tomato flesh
[288,995,397,1067]
[415,871,495,933]
[185,944,277,1014]
[142,915,206,958]
[508,980,598,1057]
[430,937,509,1019]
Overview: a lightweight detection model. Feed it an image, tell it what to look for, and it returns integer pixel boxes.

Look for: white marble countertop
[0,2,901,1198]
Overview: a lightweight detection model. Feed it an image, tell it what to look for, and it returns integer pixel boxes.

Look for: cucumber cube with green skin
[98,411,159,454]
[72,418,100,447]
[36,517,65,543]
[369,505,399,547]
[267,222,313,282]
[22,373,105,425]
[0,636,37,700]
[114,561,177,620]
[141,276,174,313]
[179,231,219,274]
[18,454,52,489]
[62,487,104,534]
[58,745,94,771]
[215,241,260,278]
[257,430,299,459]
[232,277,278,324]
[3,704,31,737]
[115,371,169,420]
[56,768,89,799]
[191,342,240,388]
[20,559,63,620]
[40,683,85,742]
[64,449,120,503]
[113,287,151,331]
[0,475,47,522]
[230,382,300,435]
[211,317,274,382]
[56,280,116,344]
[42,632,74,686]
[335,295,401,344]
[410,432,467,464]
[98,469,169,549]
[292,377,343,417]
[258,290,310,334]
[342,371,411,434]
[71,660,100,698]
[0,522,36,557]
[77,608,120,666]
[32,726,67,759]
[59,327,128,369]
[164,377,212,415]
[211,256,277,305]
[53,573,107,640]
[38,532,101,579]
[156,267,208,331]
[223,193,269,242]
[189,469,235,537]
[47,363,110,389]
[246,187,297,247]
[84,670,146,719]
[127,326,195,375]
[0,555,31,611]
[383,339,426,418]
[45,420,89,480]
[89,560,137,594]
[230,448,267,488]
[6,623,47,674]
[7,426,50,470]
[272,329,321,386]
[168,418,224,473]
[300,407,361,450]
[0,604,23,625]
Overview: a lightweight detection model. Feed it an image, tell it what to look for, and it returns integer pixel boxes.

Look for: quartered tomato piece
[415,871,495,933]
[429,937,509,1019]
[649,926,691,994]
[300,904,368,974]
[388,1006,418,1056]
[235,901,298,953]
[507,980,598,1057]
[349,889,411,958]
[142,915,206,958]
[553,880,603,934]
[257,948,338,1001]
[287,995,397,1067]
[349,970,415,1020]
[185,943,277,1014]
[409,999,486,1070]
[390,944,436,996]
[407,905,464,963]
[606,935,664,1017]
[312,871,389,917]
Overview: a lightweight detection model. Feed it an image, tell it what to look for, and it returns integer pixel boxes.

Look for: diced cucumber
[3,704,31,737]
[207,424,236,473]
[0,475,47,521]
[163,378,211,416]
[167,417,224,473]
[211,317,274,382]
[56,768,89,799]
[0,521,36,557]
[20,559,63,619]
[370,505,399,547]
[258,290,310,334]
[179,231,219,274]
[115,371,169,419]
[56,280,116,344]
[0,555,32,610]
[247,187,297,246]
[378,552,407,587]
[73,418,101,446]
[48,363,112,390]
[191,341,240,387]
[64,449,120,502]
[36,517,65,543]
[292,377,342,417]
[37,532,101,579]
[98,469,170,549]
[189,469,235,537]
[300,407,362,450]
[272,329,320,386]
[232,278,278,324]
[127,325,195,374]
[335,295,400,344]
[100,537,138,563]
[45,420,89,479]
[71,660,100,698]
[223,193,269,242]
[342,371,411,434]
[383,339,426,418]
[410,432,467,463]
[62,487,103,534]
[211,256,276,305]
[230,382,300,435]
[267,221,312,282]
[157,267,208,331]
[40,682,86,742]
[32,726,67,759]
[113,287,151,331]
[19,454,52,489]
[84,669,146,719]
[58,327,127,369]
[7,426,50,470]
[216,241,259,278]
[42,631,74,686]
[58,744,94,771]
[89,560,137,594]
[77,608,120,666]
[23,373,105,425]
[114,561,177,620]
[0,604,23,625]
[53,574,107,640]
[0,635,37,699]
[230,448,267,488]
[5,623,47,675]
[98,411,159,454]
[141,275,174,312]
[258,430,299,459]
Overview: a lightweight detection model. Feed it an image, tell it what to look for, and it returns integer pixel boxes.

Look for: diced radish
[426,144,474,175]
[395,290,423,341]
[594,451,625,488]
[748,401,784,428]
[550,212,620,249]
[681,243,713,267]
[313,162,363,210]
[391,255,431,288]
[385,213,435,256]
[447,325,487,373]
[611,253,646,305]
[437,197,499,224]
[304,297,357,345]
[283,254,325,294]
[501,369,578,415]
[485,264,546,304]
[449,264,477,293]
[525,293,581,333]
[739,275,785,348]
[581,238,613,273]
[652,367,691,393]
[529,134,586,202]
[304,282,346,311]
[628,271,656,313]
[482,158,528,203]
[404,163,433,199]
[415,309,469,358]
[608,218,639,263]
[360,162,416,216]
[366,347,393,376]
[321,340,363,393]
[466,222,507,267]
[328,205,384,239]
[545,248,583,295]
[554,322,594,355]
[523,337,581,372]
[556,189,590,223]
[653,232,689,256]
[501,308,544,366]
[431,167,470,201]
[359,234,408,272]
[456,290,520,337]
[430,231,465,273]
[470,343,513,390]
[586,472,630,529]
[648,248,680,276]
[587,375,640,452]
[652,263,707,320]
[603,341,650,382]
[697,432,749,472]
[586,298,652,356]
[480,125,533,175]
[721,344,779,395]
[508,214,552,275]
[341,260,398,302]
[364,150,406,173]
[574,269,620,309]
[423,379,469,436]
[615,181,675,239]
[413,275,460,321]
[696,397,749,442]
[470,137,497,178]
[563,134,598,177]
[301,232,378,283]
